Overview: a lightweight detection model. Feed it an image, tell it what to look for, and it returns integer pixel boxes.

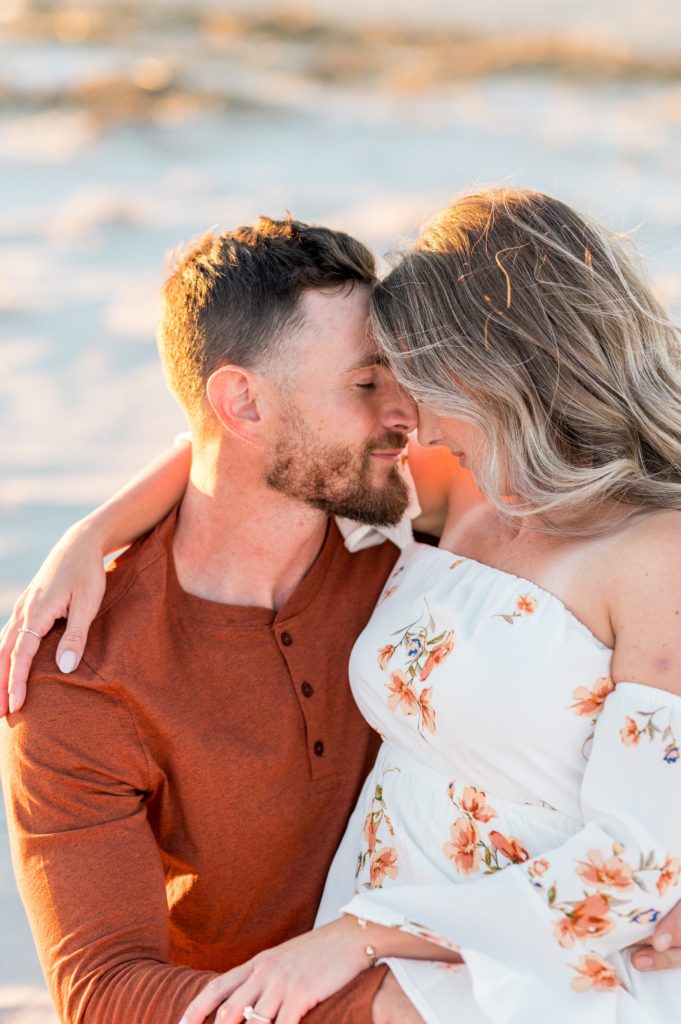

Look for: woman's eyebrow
[344,353,389,373]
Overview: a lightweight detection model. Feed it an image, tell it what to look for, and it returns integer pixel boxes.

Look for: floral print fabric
[315,542,681,1024]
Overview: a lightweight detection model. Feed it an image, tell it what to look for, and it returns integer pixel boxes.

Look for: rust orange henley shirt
[0,509,399,1023]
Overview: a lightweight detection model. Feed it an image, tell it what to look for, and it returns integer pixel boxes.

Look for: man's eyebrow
[344,353,389,373]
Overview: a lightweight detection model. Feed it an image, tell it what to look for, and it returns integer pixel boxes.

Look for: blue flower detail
[663,745,680,764]
[632,908,661,925]
[406,637,423,657]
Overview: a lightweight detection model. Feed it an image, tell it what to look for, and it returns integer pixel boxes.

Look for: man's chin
[311,478,410,528]
[266,436,410,527]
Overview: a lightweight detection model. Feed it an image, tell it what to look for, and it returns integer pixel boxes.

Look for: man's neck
[172,443,330,611]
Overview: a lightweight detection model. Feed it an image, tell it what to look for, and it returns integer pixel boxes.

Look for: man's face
[264,285,418,526]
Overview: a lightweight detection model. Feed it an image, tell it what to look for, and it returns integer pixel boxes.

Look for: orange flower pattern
[552,893,615,948]
[356,778,399,890]
[658,855,681,897]
[460,785,497,823]
[620,716,640,746]
[418,686,437,735]
[575,848,633,891]
[378,563,405,605]
[570,955,622,993]
[488,831,530,865]
[531,841,680,955]
[619,706,679,764]
[377,600,454,739]
[567,676,615,761]
[386,670,419,717]
[398,918,462,956]
[443,781,529,876]
[495,592,538,625]
[567,677,615,717]
[527,858,550,884]
[443,816,481,875]
[369,847,399,888]
[377,644,395,671]
[419,633,455,683]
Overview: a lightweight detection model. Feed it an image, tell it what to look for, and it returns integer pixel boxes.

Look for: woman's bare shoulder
[607,509,681,696]
[606,508,681,581]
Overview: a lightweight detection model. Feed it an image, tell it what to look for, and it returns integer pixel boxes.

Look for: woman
[3,189,681,1023]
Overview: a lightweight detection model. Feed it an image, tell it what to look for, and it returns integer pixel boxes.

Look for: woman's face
[416,404,486,477]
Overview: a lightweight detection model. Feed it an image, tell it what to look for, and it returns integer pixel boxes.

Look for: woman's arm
[0,439,191,716]
[1,436,468,717]
[180,913,460,1024]
[88,436,192,557]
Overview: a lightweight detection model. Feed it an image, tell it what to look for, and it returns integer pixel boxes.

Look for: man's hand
[0,520,107,716]
[632,900,681,971]
[372,972,424,1024]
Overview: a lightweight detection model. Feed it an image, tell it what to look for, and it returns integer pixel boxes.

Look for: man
[0,216,430,1023]
[0,216,679,1024]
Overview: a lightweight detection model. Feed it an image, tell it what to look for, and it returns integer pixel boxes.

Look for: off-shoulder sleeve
[342,683,681,1024]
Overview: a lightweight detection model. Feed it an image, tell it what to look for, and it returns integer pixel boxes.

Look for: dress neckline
[411,541,612,653]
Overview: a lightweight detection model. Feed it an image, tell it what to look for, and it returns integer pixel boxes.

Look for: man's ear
[206,365,263,446]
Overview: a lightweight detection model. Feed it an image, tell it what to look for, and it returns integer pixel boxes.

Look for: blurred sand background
[1,0,681,1019]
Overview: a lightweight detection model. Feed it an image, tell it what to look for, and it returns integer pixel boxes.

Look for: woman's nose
[415,408,443,448]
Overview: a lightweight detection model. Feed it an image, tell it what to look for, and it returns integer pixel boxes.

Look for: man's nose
[383,386,418,435]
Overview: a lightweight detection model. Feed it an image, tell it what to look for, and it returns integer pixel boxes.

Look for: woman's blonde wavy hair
[371,188,681,535]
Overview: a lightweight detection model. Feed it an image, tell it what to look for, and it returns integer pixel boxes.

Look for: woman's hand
[0,440,193,717]
[179,918,369,1024]
[180,914,462,1024]
[0,518,108,715]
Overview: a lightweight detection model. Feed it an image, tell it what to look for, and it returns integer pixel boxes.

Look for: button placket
[276,624,331,780]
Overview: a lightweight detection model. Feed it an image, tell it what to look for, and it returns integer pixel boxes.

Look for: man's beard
[266,408,410,527]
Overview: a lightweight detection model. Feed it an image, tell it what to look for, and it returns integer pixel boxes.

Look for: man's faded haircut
[157,215,377,414]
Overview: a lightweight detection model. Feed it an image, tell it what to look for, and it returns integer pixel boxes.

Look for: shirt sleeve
[0,656,218,1024]
[341,683,681,1024]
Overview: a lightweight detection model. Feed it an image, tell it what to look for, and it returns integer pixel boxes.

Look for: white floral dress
[316,542,681,1024]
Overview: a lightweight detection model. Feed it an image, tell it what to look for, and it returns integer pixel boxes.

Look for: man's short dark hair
[157,215,377,413]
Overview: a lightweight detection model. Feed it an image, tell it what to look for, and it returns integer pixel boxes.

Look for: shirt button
[313,740,325,757]
[301,681,314,698]
[280,631,293,646]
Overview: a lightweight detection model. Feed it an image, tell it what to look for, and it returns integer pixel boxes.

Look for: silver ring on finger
[18,626,42,640]
[243,1008,272,1023]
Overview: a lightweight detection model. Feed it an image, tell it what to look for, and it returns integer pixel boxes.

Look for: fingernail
[58,651,78,673]
[654,931,673,952]
[178,1018,189,1024]
[634,954,654,970]
[8,694,16,714]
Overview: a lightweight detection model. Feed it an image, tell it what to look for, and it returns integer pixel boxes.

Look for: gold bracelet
[357,917,378,967]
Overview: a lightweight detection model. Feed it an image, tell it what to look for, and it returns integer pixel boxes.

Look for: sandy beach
[1,1,680,1019]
